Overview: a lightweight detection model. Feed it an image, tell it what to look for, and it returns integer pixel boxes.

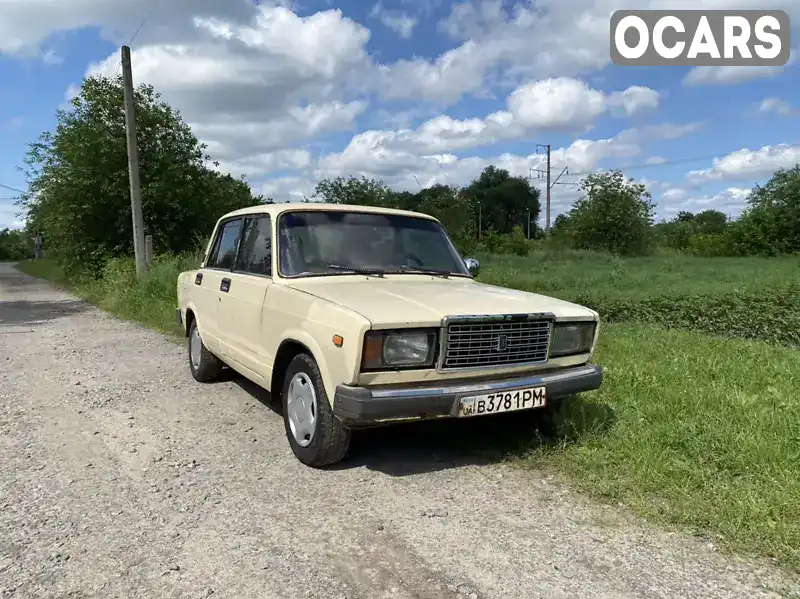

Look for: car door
[195,216,244,354]
[216,214,274,380]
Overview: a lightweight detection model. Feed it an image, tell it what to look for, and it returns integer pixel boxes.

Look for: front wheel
[282,354,351,467]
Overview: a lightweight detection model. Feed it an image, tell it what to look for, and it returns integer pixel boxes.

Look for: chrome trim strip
[369,364,598,399]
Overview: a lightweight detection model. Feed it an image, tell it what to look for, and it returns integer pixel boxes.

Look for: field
[16,251,800,573]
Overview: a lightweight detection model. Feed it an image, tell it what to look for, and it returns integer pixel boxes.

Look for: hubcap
[286,372,317,447]
[190,326,202,369]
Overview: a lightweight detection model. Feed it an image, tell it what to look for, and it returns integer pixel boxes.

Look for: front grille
[440,316,551,370]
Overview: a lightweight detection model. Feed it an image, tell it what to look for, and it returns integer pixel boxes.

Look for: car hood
[283,275,596,327]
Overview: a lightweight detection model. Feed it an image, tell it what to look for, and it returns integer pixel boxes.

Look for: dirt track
[0,262,795,599]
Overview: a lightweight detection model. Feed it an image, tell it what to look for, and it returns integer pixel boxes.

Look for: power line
[0,183,26,194]
[555,153,723,180]
[113,0,163,77]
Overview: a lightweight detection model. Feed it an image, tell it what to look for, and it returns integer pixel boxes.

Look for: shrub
[686,233,730,257]
[570,286,800,347]
[504,225,530,256]
[566,170,655,256]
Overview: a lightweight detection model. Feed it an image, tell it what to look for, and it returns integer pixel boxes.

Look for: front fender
[264,285,371,404]
[277,328,337,402]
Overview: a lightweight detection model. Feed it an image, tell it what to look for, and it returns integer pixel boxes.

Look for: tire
[281,353,351,467]
[188,319,223,383]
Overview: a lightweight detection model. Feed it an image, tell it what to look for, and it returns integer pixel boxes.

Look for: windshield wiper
[393,267,451,278]
[325,264,387,276]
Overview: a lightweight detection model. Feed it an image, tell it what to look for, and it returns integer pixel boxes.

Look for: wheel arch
[271,336,333,403]
[184,308,196,337]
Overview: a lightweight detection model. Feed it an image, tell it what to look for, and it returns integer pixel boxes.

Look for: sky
[0,0,799,230]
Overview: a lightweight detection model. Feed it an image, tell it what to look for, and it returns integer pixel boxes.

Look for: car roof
[220,202,439,222]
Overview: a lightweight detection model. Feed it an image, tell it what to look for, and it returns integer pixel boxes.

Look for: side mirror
[464,257,480,277]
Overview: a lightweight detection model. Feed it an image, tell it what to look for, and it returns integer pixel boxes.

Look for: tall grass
[479,251,800,347]
[18,252,202,336]
[534,323,800,572]
[478,250,800,300]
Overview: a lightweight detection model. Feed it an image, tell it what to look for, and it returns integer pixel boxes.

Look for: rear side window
[206,218,242,270]
[235,216,272,276]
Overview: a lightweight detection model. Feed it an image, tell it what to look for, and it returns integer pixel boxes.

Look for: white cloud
[615,122,705,144]
[506,78,607,130]
[607,86,660,117]
[683,65,786,87]
[318,78,663,172]
[378,0,800,104]
[315,122,698,195]
[683,48,798,87]
[255,176,316,202]
[0,200,25,230]
[370,3,417,38]
[660,187,688,202]
[687,145,800,184]
[213,149,313,179]
[78,4,372,176]
[0,0,795,214]
[658,187,752,220]
[758,98,794,117]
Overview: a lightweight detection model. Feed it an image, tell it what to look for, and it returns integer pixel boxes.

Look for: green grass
[16,257,71,286]
[15,251,800,572]
[535,323,800,572]
[478,251,800,347]
[478,250,800,300]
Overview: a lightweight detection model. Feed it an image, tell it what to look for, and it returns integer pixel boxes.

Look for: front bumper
[332,364,603,426]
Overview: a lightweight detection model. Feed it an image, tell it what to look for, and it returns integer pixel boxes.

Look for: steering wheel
[404,252,424,267]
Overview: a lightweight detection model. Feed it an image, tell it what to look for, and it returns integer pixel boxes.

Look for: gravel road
[0,262,795,599]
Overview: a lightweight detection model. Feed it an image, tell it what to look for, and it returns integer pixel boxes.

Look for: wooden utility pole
[121,45,148,277]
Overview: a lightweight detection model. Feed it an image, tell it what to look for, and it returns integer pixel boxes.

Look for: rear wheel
[282,353,351,467]
[188,319,223,383]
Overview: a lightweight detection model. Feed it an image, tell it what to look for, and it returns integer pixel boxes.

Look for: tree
[729,165,800,255]
[0,228,30,261]
[313,176,399,207]
[411,184,475,250]
[19,75,263,275]
[567,170,655,256]
[693,210,727,235]
[462,166,541,236]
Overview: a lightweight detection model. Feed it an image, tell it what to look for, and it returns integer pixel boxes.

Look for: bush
[503,225,530,256]
[75,252,202,334]
[569,285,800,347]
[473,227,531,256]
[565,170,655,256]
[686,233,730,257]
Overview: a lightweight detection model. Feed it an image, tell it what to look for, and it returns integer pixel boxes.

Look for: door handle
[220,278,231,293]
[195,272,203,285]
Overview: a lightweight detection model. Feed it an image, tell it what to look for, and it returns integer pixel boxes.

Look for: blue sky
[1,0,799,229]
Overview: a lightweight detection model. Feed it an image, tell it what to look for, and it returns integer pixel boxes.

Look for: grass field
[479,249,800,300]
[15,251,800,573]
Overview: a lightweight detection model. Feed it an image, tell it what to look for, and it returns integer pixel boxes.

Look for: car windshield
[277,209,470,277]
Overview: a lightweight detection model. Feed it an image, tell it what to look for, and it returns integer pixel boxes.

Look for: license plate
[457,386,546,417]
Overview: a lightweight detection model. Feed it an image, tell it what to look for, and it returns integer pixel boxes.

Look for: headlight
[361,329,437,370]
[549,322,595,357]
